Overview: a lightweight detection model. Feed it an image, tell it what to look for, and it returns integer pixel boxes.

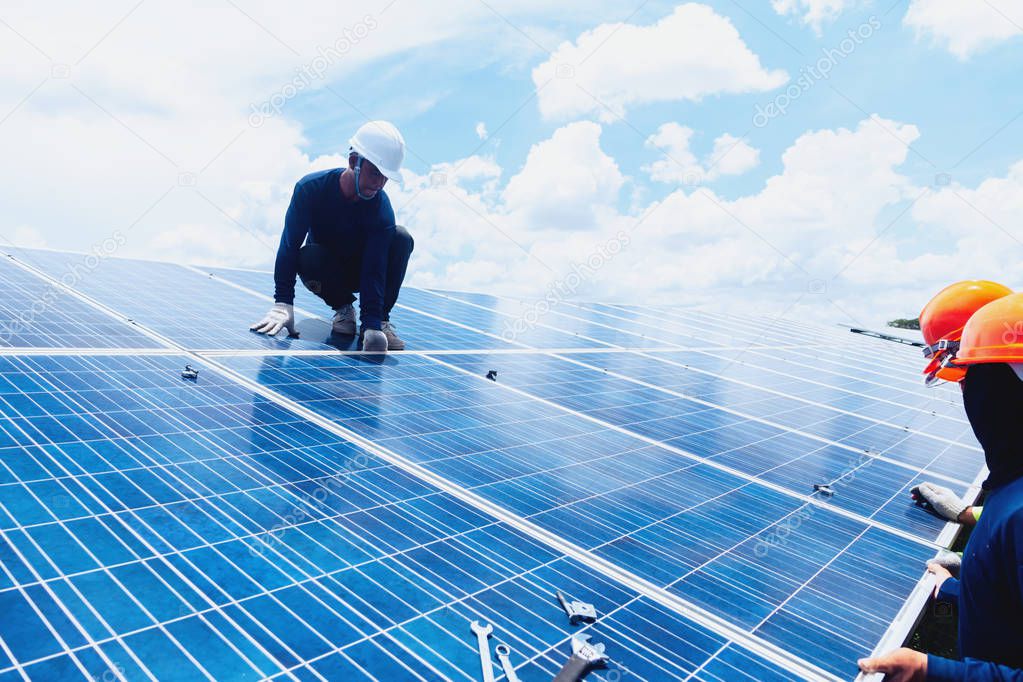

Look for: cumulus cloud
[475,122,488,140]
[772,0,859,34]
[390,114,1023,330]
[502,121,624,230]
[643,124,760,184]
[532,4,788,122]
[710,134,761,177]
[904,0,1023,59]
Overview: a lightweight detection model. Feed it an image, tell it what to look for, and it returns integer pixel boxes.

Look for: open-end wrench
[470,620,496,682]
[552,634,608,682]
[494,644,522,682]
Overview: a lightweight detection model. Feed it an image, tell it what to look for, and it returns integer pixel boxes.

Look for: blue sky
[2,0,1022,328]
[295,0,1023,196]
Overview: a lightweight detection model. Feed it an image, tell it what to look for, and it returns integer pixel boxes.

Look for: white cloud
[643,124,702,184]
[904,0,1023,58]
[502,121,624,230]
[532,4,788,122]
[709,133,760,177]
[475,122,488,140]
[388,115,1023,330]
[643,124,760,184]
[772,0,859,34]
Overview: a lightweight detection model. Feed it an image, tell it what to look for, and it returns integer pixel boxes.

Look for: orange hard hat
[919,280,1013,383]
[955,293,1023,366]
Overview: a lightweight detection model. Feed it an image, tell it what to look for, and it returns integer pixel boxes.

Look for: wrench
[470,620,496,682]
[552,634,608,682]
[493,643,522,682]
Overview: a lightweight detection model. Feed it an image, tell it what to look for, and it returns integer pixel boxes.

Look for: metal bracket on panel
[557,590,597,624]
[181,364,200,381]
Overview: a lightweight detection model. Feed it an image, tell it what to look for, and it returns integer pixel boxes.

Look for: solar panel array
[0,247,980,682]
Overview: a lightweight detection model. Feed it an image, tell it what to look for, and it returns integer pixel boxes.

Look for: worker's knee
[393,225,414,255]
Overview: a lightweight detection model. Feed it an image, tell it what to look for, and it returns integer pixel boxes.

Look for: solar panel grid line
[0,500,170,682]
[1,255,177,354]
[7,361,495,682]
[3,506,235,682]
[695,346,962,414]
[420,352,973,541]
[559,299,838,355]
[638,305,859,348]
[0,366,519,678]
[576,304,937,394]
[0,443,327,678]
[0,348,183,357]
[627,348,972,433]
[411,288,688,351]
[0,373,328,682]
[546,352,976,486]
[197,355,838,680]
[416,353,944,548]
[0,257,162,352]
[198,345,827,358]
[0,382,324,681]
[645,306,927,382]
[536,355,965,472]
[583,345,966,434]
[0,355,797,678]
[3,249,339,353]
[411,290,945,419]
[0,554,100,682]
[594,301,926,381]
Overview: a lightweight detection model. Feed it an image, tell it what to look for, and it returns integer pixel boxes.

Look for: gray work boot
[362,328,388,352]
[381,320,405,350]
[331,304,356,335]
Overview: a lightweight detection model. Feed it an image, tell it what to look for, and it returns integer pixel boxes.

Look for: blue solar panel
[0,354,809,681]
[0,257,159,349]
[0,247,982,680]
[3,249,334,352]
[418,289,717,350]
[222,353,942,677]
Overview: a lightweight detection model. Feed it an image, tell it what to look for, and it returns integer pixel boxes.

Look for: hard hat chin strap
[352,154,376,201]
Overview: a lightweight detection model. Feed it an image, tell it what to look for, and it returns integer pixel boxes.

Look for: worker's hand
[927,561,953,597]
[250,303,296,337]
[910,482,966,522]
[858,648,927,682]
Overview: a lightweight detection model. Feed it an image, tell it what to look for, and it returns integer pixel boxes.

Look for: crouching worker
[859,292,1023,680]
[251,121,413,352]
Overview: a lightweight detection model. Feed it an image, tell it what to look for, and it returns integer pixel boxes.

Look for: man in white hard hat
[251,120,412,352]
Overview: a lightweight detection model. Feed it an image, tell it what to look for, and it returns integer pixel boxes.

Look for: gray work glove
[250,303,296,337]
[911,482,966,522]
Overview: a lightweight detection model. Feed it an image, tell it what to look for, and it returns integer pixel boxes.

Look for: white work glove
[911,482,966,522]
[250,303,296,337]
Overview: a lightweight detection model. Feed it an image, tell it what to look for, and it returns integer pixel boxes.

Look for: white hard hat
[349,121,405,185]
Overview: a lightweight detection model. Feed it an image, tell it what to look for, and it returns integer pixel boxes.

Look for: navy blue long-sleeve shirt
[273,168,396,330]
[928,473,1023,681]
